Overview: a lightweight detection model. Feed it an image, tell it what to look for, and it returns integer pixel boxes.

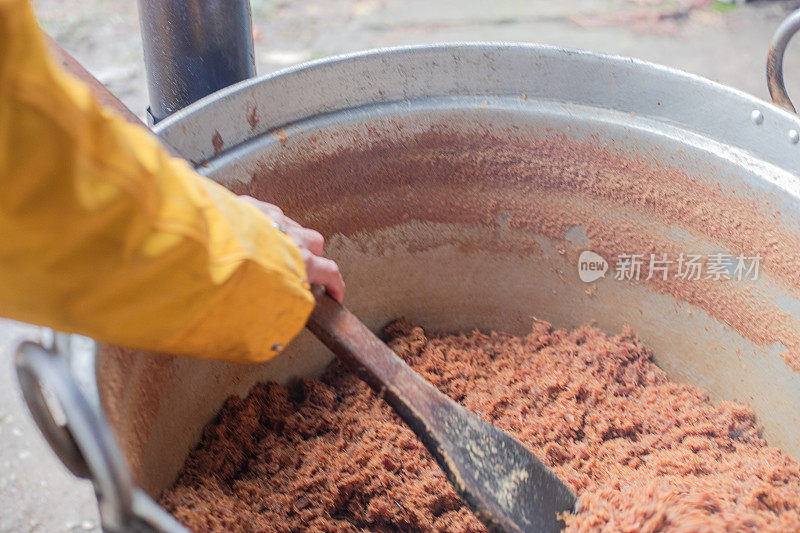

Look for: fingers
[238,195,346,301]
[300,228,325,256]
[283,226,323,256]
[239,196,323,254]
[239,195,283,220]
[305,254,346,302]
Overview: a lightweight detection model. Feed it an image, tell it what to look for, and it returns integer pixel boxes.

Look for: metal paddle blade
[427,402,577,533]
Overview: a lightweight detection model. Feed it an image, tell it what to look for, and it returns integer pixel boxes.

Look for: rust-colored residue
[237,123,800,372]
[211,130,224,156]
[160,321,800,531]
[246,104,259,130]
[97,344,178,481]
[99,116,800,517]
[272,127,289,144]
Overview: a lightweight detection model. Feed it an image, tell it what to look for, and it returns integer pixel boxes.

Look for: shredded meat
[160,320,800,532]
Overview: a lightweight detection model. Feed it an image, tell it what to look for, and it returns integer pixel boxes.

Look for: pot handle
[15,337,188,533]
[768,8,800,113]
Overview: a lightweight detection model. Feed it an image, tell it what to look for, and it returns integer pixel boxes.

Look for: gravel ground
[3,0,800,531]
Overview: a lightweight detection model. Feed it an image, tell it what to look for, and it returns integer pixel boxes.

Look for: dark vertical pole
[137,0,256,123]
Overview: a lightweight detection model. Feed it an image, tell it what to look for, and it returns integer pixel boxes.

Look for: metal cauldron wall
[90,45,800,508]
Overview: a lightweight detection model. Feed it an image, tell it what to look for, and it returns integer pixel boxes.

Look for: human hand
[239,195,346,302]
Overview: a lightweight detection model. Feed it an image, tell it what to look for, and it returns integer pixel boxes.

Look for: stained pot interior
[96,47,800,498]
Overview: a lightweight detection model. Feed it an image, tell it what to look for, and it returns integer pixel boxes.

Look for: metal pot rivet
[751,110,764,125]
[789,130,800,144]
[272,343,282,352]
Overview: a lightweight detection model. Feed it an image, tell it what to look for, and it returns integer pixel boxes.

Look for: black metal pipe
[137,0,256,123]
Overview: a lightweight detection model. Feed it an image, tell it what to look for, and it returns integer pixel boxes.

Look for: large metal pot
[95,43,800,510]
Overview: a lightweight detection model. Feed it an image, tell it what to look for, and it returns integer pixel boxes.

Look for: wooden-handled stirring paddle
[47,37,576,533]
[307,287,577,532]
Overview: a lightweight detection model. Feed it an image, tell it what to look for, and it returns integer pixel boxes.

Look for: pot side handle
[768,8,800,113]
[15,338,189,533]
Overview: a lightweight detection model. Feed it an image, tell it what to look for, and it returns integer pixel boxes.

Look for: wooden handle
[46,36,143,126]
[306,286,440,418]
[306,287,577,533]
[45,35,182,158]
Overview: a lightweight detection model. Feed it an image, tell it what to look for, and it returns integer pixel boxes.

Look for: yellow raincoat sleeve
[0,0,315,363]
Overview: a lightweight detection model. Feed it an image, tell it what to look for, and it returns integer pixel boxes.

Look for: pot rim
[153,42,800,176]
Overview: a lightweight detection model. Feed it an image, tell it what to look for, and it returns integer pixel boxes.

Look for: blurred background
[30,0,800,118]
[2,0,800,531]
